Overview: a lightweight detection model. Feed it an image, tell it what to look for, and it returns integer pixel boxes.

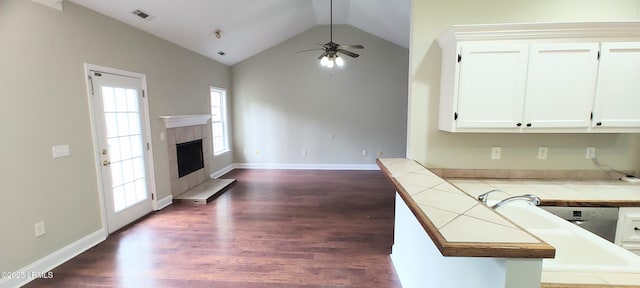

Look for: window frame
[210,86,230,155]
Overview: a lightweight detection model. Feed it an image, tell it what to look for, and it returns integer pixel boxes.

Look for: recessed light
[218,51,226,56]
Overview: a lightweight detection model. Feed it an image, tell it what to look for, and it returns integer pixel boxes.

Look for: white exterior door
[523,43,599,128]
[88,68,154,234]
[456,44,529,129]
[593,42,640,128]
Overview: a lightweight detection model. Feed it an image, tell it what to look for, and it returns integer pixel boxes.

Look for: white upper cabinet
[437,22,640,133]
[456,44,529,129]
[523,43,599,129]
[593,42,640,129]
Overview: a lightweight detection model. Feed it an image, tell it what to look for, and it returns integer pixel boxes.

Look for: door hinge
[597,51,600,60]
[454,112,458,120]
[88,75,95,95]
[142,90,145,98]
[151,193,155,200]
[147,142,150,150]
[457,54,462,63]
[93,72,102,77]
[590,112,594,120]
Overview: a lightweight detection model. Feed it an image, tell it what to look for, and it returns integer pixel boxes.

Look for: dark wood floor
[25,169,401,288]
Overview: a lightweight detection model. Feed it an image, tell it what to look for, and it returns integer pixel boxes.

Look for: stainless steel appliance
[540,206,619,242]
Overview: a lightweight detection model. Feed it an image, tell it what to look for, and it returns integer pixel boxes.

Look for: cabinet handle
[635,227,640,231]
[596,122,602,126]
[526,123,532,127]
[516,123,522,127]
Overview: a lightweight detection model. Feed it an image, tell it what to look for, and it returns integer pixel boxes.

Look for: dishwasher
[540,206,619,243]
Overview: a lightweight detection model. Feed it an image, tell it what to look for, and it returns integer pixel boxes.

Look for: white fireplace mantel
[159,115,211,128]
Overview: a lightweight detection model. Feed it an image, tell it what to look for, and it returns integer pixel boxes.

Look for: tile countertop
[376,158,555,258]
[446,177,640,288]
[446,178,640,207]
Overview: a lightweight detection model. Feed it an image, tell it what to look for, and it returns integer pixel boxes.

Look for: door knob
[102,160,111,166]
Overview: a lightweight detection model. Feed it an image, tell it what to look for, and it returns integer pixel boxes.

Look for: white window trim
[210,86,230,156]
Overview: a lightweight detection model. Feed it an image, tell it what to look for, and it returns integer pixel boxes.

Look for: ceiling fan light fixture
[335,56,344,67]
[326,59,335,68]
[320,56,329,66]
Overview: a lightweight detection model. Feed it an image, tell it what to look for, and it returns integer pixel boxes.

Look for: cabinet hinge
[597,51,600,60]
[457,54,462,63]
[454,112,458,120]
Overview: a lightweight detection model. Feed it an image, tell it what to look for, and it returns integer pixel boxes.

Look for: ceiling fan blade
[337,49,359,58]
[296,48,323,53]
[339,44,364,49]
[318,52,328,59]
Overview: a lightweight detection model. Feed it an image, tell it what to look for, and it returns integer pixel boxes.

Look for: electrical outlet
[378,151,383,157]
[34,222,46,237]
[538,147,548,160]
[302,149,307,156]
[491,147,501,160]
[255,150,260,156]
[586,147,596,159]
[362,150,367,157]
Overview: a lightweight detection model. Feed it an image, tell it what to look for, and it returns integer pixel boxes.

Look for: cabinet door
[456,44,529,128]
[593,42,640,128]
[523,43,599,128]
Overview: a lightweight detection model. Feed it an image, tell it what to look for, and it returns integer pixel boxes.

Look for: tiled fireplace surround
[166,124,212,197]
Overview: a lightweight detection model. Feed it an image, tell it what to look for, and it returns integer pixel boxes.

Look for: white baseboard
[232,162,380,170]
[211,163,378,178]
[0,229,106,288]
[210,164,235,179]
[156,195,173,210]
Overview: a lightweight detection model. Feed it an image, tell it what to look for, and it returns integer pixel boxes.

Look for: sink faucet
[477,189,502,204]
[491,194,541,209]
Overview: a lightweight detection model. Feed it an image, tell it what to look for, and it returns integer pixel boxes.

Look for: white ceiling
[68,0,411,66]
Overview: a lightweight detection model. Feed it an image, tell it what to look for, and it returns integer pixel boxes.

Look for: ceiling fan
[298,0,364,68]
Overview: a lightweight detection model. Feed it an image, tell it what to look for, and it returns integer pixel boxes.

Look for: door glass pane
[103,86,147,213]
[113,186,126,212]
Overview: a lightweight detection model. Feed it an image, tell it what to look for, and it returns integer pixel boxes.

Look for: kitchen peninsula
[377,158,640,288]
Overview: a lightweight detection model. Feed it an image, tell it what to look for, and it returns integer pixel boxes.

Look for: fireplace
[164,122,212,198]
[177,139,204,178]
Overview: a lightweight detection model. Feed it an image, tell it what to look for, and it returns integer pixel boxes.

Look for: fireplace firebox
[176,139,204,178]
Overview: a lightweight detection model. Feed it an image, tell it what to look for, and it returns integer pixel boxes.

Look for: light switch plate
[52,145,70,158]
[34,221,46,237]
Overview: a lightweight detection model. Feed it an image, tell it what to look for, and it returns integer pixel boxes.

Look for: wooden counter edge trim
[541,200,640,207]
[542,284,640,288]
[376,159,556,259]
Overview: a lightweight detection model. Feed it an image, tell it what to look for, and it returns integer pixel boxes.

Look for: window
[210,87,229,155]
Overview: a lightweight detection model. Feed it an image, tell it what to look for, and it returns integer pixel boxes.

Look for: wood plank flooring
[25,169,401,288]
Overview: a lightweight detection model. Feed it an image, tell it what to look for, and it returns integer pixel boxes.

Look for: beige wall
[409,0,640,172]
[0,0,230,273]
[231,25,408,165]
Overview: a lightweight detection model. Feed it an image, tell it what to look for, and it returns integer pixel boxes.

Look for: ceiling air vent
[132,9,151,20]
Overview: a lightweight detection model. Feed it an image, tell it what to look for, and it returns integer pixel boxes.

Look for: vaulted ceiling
[68,0,411,66]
